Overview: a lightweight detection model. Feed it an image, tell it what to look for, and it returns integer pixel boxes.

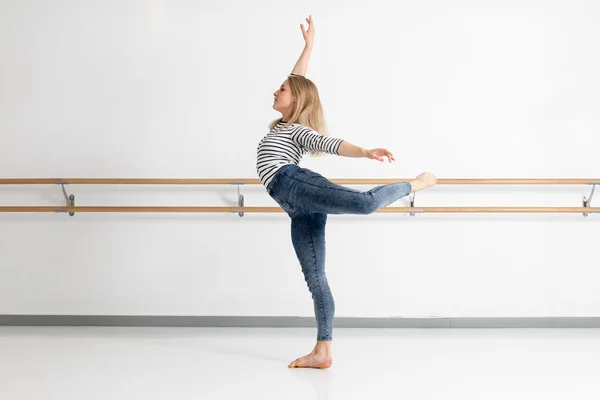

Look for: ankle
[313,350,332,358]
[409,179,423,192]
[313,341,332,356]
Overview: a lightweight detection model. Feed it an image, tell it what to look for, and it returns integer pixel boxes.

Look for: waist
[267,164,299,193]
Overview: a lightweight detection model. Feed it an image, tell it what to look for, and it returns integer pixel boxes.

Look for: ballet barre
[0,178,597,217]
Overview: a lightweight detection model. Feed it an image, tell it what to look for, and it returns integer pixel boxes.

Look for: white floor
[1,327,599,400]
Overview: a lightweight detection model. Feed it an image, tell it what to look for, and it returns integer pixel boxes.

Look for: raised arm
[291,15,314,76]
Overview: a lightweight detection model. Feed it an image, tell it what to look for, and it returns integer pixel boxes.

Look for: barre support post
[229,181,245,217]
[583,183,596,217]
[57,182,75,216]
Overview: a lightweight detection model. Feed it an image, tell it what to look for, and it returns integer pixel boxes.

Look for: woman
[256,15,437,369]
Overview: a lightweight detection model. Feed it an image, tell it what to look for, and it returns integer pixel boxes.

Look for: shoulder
[290,123,317,134]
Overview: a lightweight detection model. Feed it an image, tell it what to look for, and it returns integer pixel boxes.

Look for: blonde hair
[268,74,328,157]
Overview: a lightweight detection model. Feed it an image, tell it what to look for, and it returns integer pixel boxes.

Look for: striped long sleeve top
[256,121,344,190]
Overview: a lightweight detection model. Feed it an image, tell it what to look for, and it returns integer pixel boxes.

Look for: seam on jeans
[306,214,328,339]
[286,174,363,194]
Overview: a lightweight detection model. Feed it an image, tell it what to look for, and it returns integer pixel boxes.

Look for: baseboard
[1,316,599,328]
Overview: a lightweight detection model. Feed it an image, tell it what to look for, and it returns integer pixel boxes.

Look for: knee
[350,195,378,215]
[361,201,379,215]
[305,273,328,293]
[359,192,381,214]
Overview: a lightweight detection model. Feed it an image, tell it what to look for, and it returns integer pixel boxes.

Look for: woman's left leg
[290,212,334,341]
[288,211,334,368]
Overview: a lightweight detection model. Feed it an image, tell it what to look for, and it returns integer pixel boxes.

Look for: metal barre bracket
[230,182,245,217]
[57,183,75,216]
[583,183,596,217]
[409,192,417,216]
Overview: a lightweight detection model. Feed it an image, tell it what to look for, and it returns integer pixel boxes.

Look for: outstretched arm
[339,141,396,162]
[338,141,368,158]
[291,15,314,76]
[290,126,392,161]
[291,126,395,162]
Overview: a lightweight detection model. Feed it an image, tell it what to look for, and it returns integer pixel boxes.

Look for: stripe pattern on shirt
[256,122,344,190]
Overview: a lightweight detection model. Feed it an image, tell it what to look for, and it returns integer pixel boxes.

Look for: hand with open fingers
[300,15,315,46]
[365,148,395,163]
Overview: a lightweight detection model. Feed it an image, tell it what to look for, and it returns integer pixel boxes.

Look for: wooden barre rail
[0,178,597,215]
[1,178,599,185]
[0,207,599,213]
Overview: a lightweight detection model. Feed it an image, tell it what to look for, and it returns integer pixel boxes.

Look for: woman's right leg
[283,168,413,215]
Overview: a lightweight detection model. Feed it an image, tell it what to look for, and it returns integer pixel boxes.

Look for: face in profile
[273,79,295,116]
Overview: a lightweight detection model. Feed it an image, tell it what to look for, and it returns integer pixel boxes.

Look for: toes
[288,358,306,368]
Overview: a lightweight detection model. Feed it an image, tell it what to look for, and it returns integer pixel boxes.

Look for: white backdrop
[0,0,598,317]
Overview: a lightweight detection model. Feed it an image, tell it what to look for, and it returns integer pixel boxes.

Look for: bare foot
[288,351,332,369]
[409,172,437,192]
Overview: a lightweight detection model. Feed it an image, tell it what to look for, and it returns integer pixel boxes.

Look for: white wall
[0,0,598,318]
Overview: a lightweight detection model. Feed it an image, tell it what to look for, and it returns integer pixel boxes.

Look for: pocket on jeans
[271,187,293,210]
[273,195,292,210]
[273,197,296,218]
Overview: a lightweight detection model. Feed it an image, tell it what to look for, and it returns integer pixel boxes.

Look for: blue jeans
[266,164,413,341]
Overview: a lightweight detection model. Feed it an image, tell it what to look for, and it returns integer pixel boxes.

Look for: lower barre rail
[0,206,599,214]
[0,178,599,185]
